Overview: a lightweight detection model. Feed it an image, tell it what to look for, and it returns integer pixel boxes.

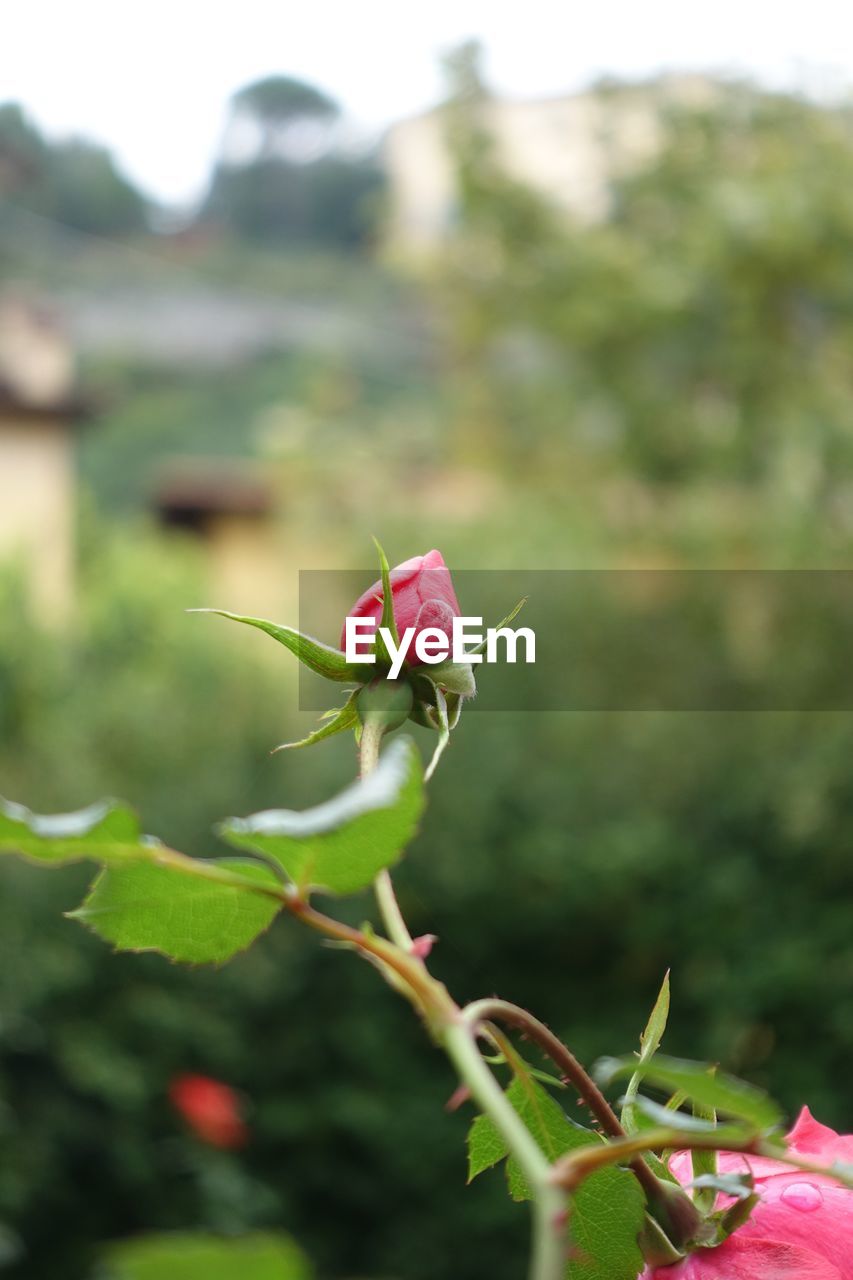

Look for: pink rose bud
[643,1108,853,1279]
[341,549,461,668]
[169,1073,248,1150]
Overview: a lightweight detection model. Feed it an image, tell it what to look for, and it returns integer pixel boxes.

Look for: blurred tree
[0,103,148,236]
[231,75,340,160]
[202,76,383,250]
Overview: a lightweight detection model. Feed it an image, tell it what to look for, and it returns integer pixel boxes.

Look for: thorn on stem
[445,1084,471,1113]
[411,933,438,960]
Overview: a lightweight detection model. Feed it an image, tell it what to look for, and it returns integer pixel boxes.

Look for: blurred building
[383,75,715,257]
[152,458,288,619]
[0,292,87,621]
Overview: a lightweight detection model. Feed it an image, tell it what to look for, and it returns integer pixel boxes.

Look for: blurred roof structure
[152,458,276,533]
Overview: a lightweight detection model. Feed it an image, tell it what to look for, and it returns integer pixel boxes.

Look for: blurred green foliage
[441,73,853,558]
[100,1231,312,1280]
[0,104,148,238]
[4,72,853,1280]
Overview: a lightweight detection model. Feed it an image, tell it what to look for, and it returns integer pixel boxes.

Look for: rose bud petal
[342,549,460,667]
[169,1072,248,1150]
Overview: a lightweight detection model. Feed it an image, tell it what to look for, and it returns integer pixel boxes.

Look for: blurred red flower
[168,1073,248,1149]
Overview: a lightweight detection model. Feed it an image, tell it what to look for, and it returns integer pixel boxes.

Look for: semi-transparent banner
[298,569,853,711]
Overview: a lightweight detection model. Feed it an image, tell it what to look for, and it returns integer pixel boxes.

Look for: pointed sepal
[190,609,365,682]
[273,691,360,753]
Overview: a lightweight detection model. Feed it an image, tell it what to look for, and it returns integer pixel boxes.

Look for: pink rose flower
[341,549,461,667]
[169,1072,248,1150]
[644,1108,853,1279]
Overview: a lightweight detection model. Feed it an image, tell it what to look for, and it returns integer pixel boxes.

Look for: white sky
[4,0,853,207]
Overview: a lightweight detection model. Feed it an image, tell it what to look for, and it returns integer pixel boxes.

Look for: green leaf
[1,796,286,964]
[568,1165,647,1280]
[467,1077,646,1280]
[218,736,424,895]
[467,1076,594,1196]
[272,692,359,753]
[596,1054,782,1132]
[622,972,670,1135]
[191,609,365,682]
[0,796,142,865]
[465,597,527,656]
[104,1231,312,1280]
[70,858,282,964]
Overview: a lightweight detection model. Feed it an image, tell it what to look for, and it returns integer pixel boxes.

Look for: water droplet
[781,1182,823,1212]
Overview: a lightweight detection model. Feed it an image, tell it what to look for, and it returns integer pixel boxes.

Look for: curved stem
[552,1124,853,1194]
[552,1128,752,1191]
[374,869,414,951]
[462,998,664,1207]
[288,900,567,1277]
[359,716,415,951]
[357,716,384,777]
[283,892,452,1019]
[443,1019,566,1280]
[353,707,564,1276]
[463,998,626,1134]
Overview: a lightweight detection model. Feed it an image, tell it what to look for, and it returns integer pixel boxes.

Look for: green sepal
[690,1172,755,1203]
[424,686,450,782]
[370,538,399,669]
[595,1053,783,1132]
[712,1192,761,1244]
[444,692,463,730]
[464,597,527,656]
[626,1096,721,1133]
[190,609,366,682]
[218,736,424,896]
[689,1174,759,1248]
[423,658,477,698]
[273,691,360,752]
[638,1215,685,1267]
[407,698,435,728]
[691,1073,719,1213]
[622,971,670,1135]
